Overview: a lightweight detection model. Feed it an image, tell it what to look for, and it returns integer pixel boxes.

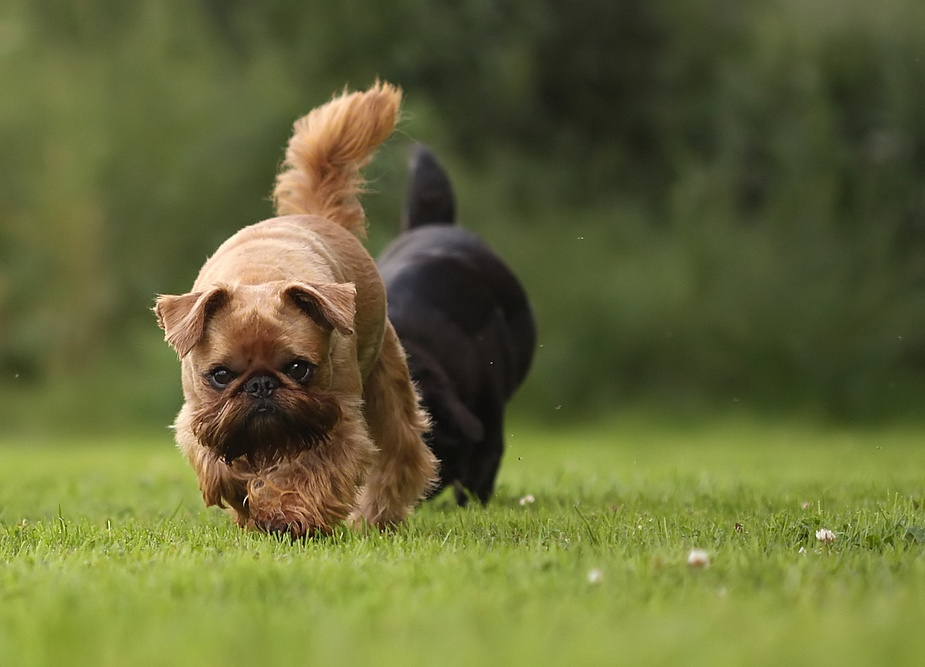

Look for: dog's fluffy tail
[402,143,456,230]
[273,81,402,239]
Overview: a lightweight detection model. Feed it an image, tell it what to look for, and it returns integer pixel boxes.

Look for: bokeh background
[2,0,925,436]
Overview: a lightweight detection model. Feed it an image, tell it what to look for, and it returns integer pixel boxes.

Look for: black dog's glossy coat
[377,146,536,505]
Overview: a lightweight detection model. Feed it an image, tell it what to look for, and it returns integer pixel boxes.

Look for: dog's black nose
[244,375,279,398]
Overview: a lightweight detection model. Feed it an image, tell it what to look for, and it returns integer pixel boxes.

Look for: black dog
[377,145,536,505]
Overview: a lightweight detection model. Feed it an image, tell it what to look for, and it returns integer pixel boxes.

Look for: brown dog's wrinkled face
[155,281,356,468]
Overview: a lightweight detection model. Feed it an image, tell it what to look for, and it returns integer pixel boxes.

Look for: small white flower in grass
[587,568,604,585]
[798,547,807,555]
[815,528,836,544]
[687,548,710,569]
[519,494,536,506]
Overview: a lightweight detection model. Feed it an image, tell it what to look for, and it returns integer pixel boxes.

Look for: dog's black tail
[402,144,456,230]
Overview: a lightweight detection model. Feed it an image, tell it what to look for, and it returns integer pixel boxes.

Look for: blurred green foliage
[2,0,925,432]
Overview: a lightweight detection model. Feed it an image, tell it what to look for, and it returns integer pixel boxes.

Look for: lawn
[1,416,924,666]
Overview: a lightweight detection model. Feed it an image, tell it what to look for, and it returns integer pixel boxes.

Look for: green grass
[2,416,925,666]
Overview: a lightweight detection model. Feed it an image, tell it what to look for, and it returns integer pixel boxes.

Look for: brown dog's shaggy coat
[155,83,438,537]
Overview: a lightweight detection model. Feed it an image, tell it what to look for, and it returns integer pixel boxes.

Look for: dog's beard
[191,389,342,468]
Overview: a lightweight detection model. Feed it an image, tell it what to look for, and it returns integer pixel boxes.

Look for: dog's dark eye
[284,359,315,382]
[207,366,235,390]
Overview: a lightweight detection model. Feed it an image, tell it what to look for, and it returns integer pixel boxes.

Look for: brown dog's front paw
[346,510,400,533]
[244,476,349,538]
[246,504,332,539]
[253,517,319,539]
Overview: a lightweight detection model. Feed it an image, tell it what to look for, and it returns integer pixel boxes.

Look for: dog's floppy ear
[284,282,356,336]
[438,389,485,443]
[154,287,229,358]
[418,361,484,443]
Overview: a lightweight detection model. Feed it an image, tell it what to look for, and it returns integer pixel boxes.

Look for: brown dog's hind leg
[353,322,439,528]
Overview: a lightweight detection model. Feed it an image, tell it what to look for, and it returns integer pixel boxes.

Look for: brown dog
[154,82,438,537]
